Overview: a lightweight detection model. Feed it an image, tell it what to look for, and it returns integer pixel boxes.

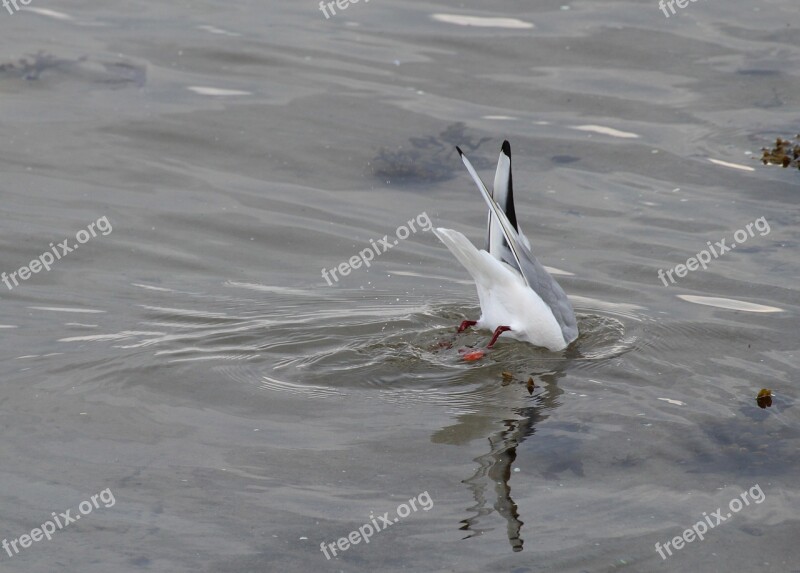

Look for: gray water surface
[1,1,799,572]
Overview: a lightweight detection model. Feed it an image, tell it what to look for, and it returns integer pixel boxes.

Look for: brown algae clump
[761,136,800,169]
[756,388,773,409]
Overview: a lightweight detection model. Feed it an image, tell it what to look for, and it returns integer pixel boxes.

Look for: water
[1,1,798,571]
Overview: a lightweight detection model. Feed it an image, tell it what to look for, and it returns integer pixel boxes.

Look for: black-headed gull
[433,141,579,352]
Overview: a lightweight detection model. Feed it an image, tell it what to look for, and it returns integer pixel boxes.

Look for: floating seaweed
[372,123,492,184]
[496,371,538,394]
[756,388,773,409]
[0,51,62,80]
[0,51,146,87]
[760,136,800,169]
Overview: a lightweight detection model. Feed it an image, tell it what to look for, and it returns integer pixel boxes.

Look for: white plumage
[434,141,578,352]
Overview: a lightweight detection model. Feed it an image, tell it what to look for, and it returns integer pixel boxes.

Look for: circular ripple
[60,283,647,409]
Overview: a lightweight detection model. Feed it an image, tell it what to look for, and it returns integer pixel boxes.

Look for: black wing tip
[455,146,464,156]
[501,140,511,157]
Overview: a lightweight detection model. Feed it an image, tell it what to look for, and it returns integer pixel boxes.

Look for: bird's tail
[433,227,504,286]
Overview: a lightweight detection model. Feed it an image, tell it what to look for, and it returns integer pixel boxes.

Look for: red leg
[486,326,511,348]
[457,320,478,333]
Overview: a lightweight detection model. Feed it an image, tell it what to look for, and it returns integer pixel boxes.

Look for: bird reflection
[432,369,565,552]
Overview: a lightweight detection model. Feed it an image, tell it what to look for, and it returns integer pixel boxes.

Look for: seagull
[433,141,579,352]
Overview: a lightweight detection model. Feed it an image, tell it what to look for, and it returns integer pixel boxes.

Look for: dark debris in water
[0,51,146,87]
[371,123,492,184]
[761,136,800,169]
[551,155,580,164]
[0,52,62,80]
[499,371,538,395]
[756,388,773,409]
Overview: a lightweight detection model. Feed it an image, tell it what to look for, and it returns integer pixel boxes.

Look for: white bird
[433,141,579,352]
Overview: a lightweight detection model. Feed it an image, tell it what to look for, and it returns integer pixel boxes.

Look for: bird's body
[434,141,578,352]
